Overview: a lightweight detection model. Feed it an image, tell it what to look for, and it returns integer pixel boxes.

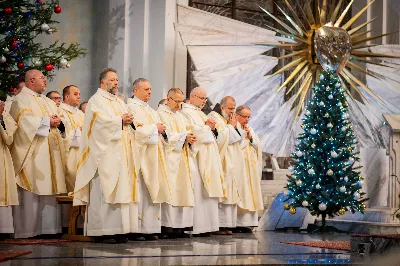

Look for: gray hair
[132,78,149,89]
[167,88,184,97]
[236,105,250,115]
[220,96,235,106]
[99,68,117,84]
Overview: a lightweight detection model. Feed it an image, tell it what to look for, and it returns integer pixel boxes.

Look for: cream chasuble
[157,104,194,229]
[157,104,194,207]
[74,89,139,205]
[180,104,225,198]
[126,97,171,204]
[4,96,14,114]
[59,103,84,192]
[208,111,253,211]
[0,112,18,206]
[73,89,140,236]
[10,86,67,195]
[238,124,263,212]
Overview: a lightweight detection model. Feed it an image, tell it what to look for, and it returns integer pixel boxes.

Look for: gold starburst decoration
[258,0,400,120]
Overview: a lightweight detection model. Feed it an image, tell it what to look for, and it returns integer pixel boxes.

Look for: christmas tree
[0,0,86,98]
[284,70,368,230]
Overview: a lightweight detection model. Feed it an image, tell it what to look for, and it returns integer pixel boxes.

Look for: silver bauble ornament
[296,180,302,186]
[339,186,346,193]
[289,166,294,172]
[60,58,68,67]
[354,192,360,200]
[348,158,355,164]
[319,101,325,106]
[302,200,309,207]
[344,176,349,182]
[308,169,315,175]
[0,56,6,63]
[328,94,334,100]
[296,151,303,157]
[4,47,9,53]
[338,102,342,107]
[310,128,317,135]
[318,203,327,211]
[311,143,316,149]
[314,26,352,73]
[316,184,321,189]
[41,23,50,31]
[327,123,333,128]
[331,151,338,158]
[327,169,334,176]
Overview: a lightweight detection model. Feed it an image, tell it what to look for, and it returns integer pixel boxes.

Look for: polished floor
[0,231,371,265]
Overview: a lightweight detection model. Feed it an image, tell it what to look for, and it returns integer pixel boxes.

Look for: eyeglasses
[237,113,251,119]
[193,95,207,102]
[168,97,183,105]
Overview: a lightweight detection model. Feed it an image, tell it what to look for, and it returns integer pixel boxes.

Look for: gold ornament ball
[338,208,346,215]
[361,203,366,211]
[348,146,353,151]
[301,124,305,129]
[284,203,290,210]
[359,176,364,180]
[289,207,296,214]
[324,113,329,118]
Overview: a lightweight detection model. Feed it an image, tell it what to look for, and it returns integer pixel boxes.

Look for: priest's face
[191,90,207,109]
[221,98,236,119]
[134,81,152,102]
[27,70,47,94]
[167,93,184,112]
[64,86,81,107]
[237,108,251,127]
[102,71,119,95]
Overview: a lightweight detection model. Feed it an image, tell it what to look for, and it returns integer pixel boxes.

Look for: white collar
[62,103,78,113]
[182,102,201,111]
[97,88,118,101]
[22,86,41,97]
[129,97,149,107]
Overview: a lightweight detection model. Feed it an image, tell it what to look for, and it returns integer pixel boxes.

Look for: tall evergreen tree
[284,70,368,229]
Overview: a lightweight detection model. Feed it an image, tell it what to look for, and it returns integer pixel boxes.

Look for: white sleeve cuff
[146,127,159,145]
[228,125,242,144]
[36,116,50,137]
[70,128,82,148]
[202,130,214,144]
[111,122,122,141]
[173,133,187,151]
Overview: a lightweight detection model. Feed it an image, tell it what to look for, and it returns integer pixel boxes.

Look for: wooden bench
[56,196,94,242]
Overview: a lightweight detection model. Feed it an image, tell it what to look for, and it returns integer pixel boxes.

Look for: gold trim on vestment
[77,147,90,170]
[87,112,99,138]
[16,108,33,124]
[2,146,8,205]
[20,169,32,191]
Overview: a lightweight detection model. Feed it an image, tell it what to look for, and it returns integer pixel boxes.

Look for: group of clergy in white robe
[0,67,264,241]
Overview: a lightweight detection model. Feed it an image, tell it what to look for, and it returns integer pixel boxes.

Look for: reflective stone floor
[0,231,374,265]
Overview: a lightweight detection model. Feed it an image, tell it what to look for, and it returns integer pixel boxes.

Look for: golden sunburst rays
[257,0,400,121]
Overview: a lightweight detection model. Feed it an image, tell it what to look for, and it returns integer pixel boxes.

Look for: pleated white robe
[9,87,67,238]
[127,97,171,234]
[157,104,194,229]
[73,89,140,236]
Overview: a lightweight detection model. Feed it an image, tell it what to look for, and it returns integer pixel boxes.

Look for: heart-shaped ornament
[314,26,352,73]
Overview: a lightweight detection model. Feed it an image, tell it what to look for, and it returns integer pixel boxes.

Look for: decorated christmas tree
[0,0,86,98]
[284,70,368,230]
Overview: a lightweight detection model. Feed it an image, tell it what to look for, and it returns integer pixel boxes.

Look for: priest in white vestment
[157,88,195,234]
[236,105,264,229]
[181,87,226,235]
[73,68,140,241]
[9,70,67,238]
[59,85,84,192]
[127,78,171,240]
[0,101,18,234]
[208,96,253,234]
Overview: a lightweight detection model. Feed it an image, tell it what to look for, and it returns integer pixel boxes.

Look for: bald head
[25,69,47,94]
[190,87,207,109]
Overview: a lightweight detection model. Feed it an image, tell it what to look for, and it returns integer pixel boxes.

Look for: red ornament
[9,87,14,92]
[17,62,24,69]
[45,63,53,71]
[36,0,42,5]
[4,8,12,14]
[11,41,18,48]
[54,5,62,14]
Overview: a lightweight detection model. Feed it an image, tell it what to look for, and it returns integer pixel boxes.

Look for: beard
[106,85,116,95]
[221,110,230,121]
